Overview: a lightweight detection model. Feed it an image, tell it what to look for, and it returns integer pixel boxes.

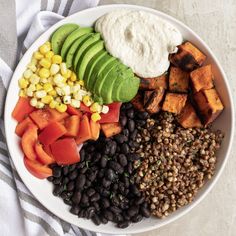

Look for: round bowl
[4,4,235,235]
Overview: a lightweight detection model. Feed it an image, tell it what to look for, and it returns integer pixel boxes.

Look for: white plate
[4,4,235,235]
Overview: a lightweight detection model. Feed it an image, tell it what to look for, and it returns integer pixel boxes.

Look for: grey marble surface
[99,1,236,236]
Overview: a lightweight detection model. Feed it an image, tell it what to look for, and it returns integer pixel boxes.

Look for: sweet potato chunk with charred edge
[193,88,224,125]
[131,92,145,111]
[169,42,206,71]
[169,67,189,93]
[144,88,165,114]
[190,65,214,92]
[162,93,187,114]
[139,74,168,90]
[178,102,202,128]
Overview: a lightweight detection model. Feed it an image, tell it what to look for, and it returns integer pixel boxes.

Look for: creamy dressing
[95,10,183,78]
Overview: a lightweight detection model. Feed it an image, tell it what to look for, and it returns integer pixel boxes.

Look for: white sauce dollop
[95,10,183,78]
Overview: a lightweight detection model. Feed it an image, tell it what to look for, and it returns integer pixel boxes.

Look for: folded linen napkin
[0,0,126,236]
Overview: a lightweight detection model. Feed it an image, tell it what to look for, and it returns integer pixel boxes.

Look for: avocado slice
[87,54,116,92]
[51,24,78,54]
[92,59,119,96]
[77,40,104,81]
[73,33,101,74]
[65,33,92,69]
[116,76,140,102]
[100,64,133,104]
[112,67,134,101]
[61,27,93,60]
[84,50,107,88]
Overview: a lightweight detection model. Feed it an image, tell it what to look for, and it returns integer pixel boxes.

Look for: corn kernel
[49,100,58,109]
[39,58,51,69]
[24,69,33,79]
[50,64,60,75]
[60,62,67,76]
[53,74,64,84]
[18,78,29,89]
[33,51,44,60]
[36,101,45,109]
[29,74,40,84]
[26,89,34,97]
[45,51,54,60]
[55,87,63,96]
[39,44,51,54]
[55,97,62,103]
[62,77,67,83]
[73,93,82,101]
[78,80,84,86]
[43,83,53,92]
[68,81,74,86]
[41,95,53,104]
[82,95,92,106]
[27,63,37,72]
[36,84,43,90]
[64,69,72,79]
[70,72,77,82]
[56,103,67,113]
[35,90,47,98]
[31,58,38,65]
[30,97,38,107]
[91,112,101,122]
[45,41,51,47]
[71,99,80,108]
[52,55,62,64]
[48,90,57,96]
[62,85,70,95]
[90,102,102,113]
[28,84,36,92]
[38,68,50,78]
[101,105,109,114]
[71,84,80,93]
[40,78,48,84]
[19,89,26,97]
[63,95,71,104]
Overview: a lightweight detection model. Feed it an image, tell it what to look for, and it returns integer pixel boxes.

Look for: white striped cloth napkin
[0,0,126,236]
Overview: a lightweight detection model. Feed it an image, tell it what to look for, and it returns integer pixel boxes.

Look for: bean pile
[48,103,151,228]
[134,112,224,218]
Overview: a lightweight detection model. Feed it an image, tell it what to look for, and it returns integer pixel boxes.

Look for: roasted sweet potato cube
[101,123,122,138]
[169,67,189,93]
[139,74,168,90]
[144,91,154,105]
[144,88,165,114]
[193,88,224,125]
[190,65,214,92]
[169,41,206,71]
[162,93,187,114]
[178,102,202,128]
[131,92,145,111]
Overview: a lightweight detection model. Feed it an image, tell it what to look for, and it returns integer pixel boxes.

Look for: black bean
[52,177,62,185]
[63,199,72,206]
[123,103,133,110]
[122,212,130,221]
[122,129,129,137]
[128,206,139,217]
[136,119,146,127]
[75,174,86,189]
[127,108,134,119]
[118,154,128,167]
[110,206,122,214]
[69,164,76,172]
[92,214,101,225]
[117,221,129,228]
[100,156,108,168]
[140,205,151,218]
[52,167,61,178]
[100,216,108,224]
[78,209,85,218]
[109,141,117,155]
[123,177,130,188]
[93,202,100,211]
[137,111,149,120]
[129,153,141,161]
[130,129,138,140]
[131,214,142,223]
[62,166,69,176]
[100,189,110,197]
[90,193,100,202]
[47,176,54,182]
[116,146,120,153]
[69,170,78,180]
[86,207,96,219]
[101,198,110,209]
[115,134,126,144]
[111,195,120,207]
[103,145,110,155]
[109,161,122,173]
[71,192,81,204]
[70,205,80,215]
[130,184,141,196]
[113,214,123,223]
[136,196,145,205]
[102,178,112,188]
[86,153,92,161]
[86,188,96,197]
[112,183,118,191]
[60,191,68,200]
[128,119,135,132]
[80,167,87,174]
[84,180,92,188]
[53,185,63,196]
[80,149,85,162]
[77,162,85,169]
[87,170,97,182]
[103,210,114,221]
[106,168,116,181]
[86,145,95,153]
[127,162,133,174]
[120,115,127,127]
[128,141,139,148]
[67,181,75,191]
[120,143,129,155]
[93,152,102,162]
[81,193,89,204]
[98,169,105,178]
[62,177,69,185]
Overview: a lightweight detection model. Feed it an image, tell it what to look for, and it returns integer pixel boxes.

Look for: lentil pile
[134,112,224,218]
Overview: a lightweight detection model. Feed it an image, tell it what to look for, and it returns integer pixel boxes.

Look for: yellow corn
[101,105,109,114]
[30,97,38,107]
[52,55,62,64]
[68,81,74,86]
[29,74,40,84]
[64,69,72,79]
[48,90,57,96]
[28,84,36,92]
[39,58,51,69]
[40,78,48,84]
[41,95,53,104]
[19,89,26,97]
[39,43,51,54]
[31,58,38,65]
[27,63,37,72]
[38,68,50,78]
[50,64,60,75]
[35,90,47,98]
[60,62,67,76]
[71,99,80,108]
[49,100,58,109]
[18,78,29,89]
[91,112,101,122]
[55,97,62,103]
[43,83,53,92]
[78,80,84,86]
[36,101,45,109]
[33,51,44,60]
[82,95,92,106]
[70,72,77,82]
[36,84,43,90]
[90,102,102,113]
[45,41,51,47]
[55,103,67,113]
[45,51,54,60]
[53,74,64,84]
[23,69,33,79]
